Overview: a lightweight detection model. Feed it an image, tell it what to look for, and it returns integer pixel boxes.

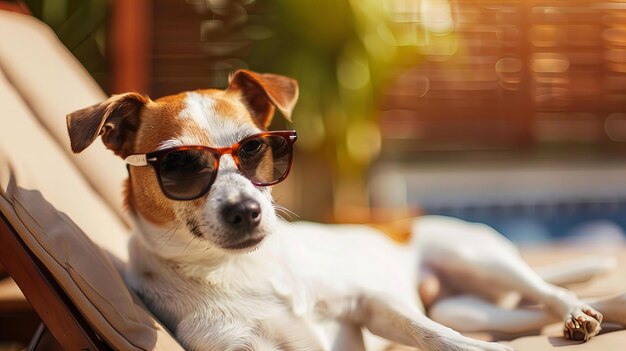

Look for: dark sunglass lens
[238,135,291,184]
[159,149,215,199]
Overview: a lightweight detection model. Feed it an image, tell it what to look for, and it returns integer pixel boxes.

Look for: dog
[66,70,626,351]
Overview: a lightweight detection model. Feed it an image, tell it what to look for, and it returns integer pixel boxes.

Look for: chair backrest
[0,10,129,225]
[0,9,184,350]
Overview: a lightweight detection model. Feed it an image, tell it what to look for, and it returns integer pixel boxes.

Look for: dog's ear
[227,70,299,129]
[66,93,149,157]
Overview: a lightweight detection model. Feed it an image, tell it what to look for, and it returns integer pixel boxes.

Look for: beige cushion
[0,72,183,350]
[0,68,129,260]
[0,10,129,224]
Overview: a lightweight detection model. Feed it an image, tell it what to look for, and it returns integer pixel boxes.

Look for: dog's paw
[562,305,603,341]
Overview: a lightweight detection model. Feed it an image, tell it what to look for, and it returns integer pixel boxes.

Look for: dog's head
[67,70,298,259]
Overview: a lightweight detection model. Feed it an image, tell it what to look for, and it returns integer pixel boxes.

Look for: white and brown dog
[67,70,626,351]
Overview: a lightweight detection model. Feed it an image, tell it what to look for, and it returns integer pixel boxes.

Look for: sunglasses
[124,130,297,201]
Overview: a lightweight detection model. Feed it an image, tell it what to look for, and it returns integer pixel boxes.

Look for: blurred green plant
[23,0,109,89]
[252,0,423,211]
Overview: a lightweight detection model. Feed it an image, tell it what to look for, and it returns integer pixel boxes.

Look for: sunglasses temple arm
[125,154,149,166]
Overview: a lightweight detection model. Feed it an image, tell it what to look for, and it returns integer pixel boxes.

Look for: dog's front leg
[343,294,514,351]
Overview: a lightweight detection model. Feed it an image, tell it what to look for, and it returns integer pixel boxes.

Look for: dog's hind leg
[429,292,626,337]
[414,216,604,341]
[429,295,555,335]
[535,255,617,286]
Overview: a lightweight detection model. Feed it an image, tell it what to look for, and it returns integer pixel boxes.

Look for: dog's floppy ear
[66,93,149,157]
[227,70,299,129]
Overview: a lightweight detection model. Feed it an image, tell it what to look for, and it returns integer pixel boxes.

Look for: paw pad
[562,307,603,341]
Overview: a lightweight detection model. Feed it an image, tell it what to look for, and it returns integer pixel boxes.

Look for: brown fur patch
[126,96,188,225]
[226,70,298,128]
[123,178,136,214]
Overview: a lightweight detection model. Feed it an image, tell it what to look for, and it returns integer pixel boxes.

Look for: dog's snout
[221,198,262,231]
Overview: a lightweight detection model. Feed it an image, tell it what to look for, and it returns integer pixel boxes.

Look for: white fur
[120,92,626,351]
[180,92,259,147]
[126,212,626,350]
[157,139,183,150]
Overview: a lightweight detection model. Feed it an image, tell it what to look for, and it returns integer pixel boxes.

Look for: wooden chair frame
[0,212,110,350]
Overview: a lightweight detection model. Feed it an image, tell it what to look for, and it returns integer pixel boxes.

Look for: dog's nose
[221,199,262,231]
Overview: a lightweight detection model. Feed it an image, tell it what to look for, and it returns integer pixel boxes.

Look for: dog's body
[128,219,421,350]
[67,70,626,351]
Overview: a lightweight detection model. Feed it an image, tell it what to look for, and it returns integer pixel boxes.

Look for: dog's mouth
[222,236,265,251]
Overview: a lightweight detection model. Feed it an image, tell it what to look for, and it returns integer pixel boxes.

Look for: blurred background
[14,0,626,244]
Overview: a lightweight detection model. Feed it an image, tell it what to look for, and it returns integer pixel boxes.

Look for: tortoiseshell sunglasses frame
[124,130,297,200]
